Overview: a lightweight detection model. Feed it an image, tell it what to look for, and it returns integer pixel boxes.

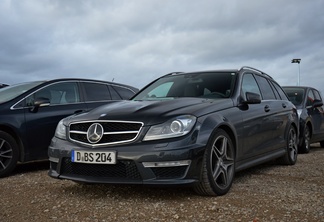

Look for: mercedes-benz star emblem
[87,123,104,144]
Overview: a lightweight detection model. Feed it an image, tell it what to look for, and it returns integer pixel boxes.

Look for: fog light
[49,157,59,163]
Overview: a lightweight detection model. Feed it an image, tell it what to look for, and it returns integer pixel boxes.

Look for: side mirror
[30,97,50,113]
[245,92,261,104]
[313,99,323,108]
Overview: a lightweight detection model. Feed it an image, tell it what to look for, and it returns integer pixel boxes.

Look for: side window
[269,83,280,99]
[112,85,135,99]
[83,82,111,101]
[313,89,322,101]
[254,75,276,100]
[26,82,80,106]
[241,73,261,100]
[306,90,315,107]
[108,85,122,100]
[271,81,289,101]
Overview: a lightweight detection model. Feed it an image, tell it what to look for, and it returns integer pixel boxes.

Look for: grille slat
[69,121,143,147]
[151,166,188,179]
[61,158,142,180]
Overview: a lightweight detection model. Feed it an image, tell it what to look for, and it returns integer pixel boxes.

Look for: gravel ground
[1,143,323,222]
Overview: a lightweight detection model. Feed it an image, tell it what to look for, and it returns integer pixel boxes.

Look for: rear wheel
[278,126,298,165]
[0,131,19,178]
[194,129,235,196]
[299,125,310,153]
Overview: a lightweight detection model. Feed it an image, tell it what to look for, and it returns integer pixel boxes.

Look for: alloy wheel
[288,127,298,162]
[210,135,235,190]
[0,139,13,171]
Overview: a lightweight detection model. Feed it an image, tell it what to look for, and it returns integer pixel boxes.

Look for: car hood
[68,98,234,125]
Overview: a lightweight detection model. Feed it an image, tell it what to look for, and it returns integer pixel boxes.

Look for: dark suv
[283,86,324,153]
[0,78,138,177]
[48,67,298,196]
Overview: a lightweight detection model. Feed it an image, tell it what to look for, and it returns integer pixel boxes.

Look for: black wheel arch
[196,114,238,158]
[288,122,298,140]
[303,115,313,132]
[305,121,313,140]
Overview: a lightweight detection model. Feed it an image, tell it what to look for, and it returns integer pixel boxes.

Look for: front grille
[60,158,142,180]
[151,166,188,179]
[69,120,143,147]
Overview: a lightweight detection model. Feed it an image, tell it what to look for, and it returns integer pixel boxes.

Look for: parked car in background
[283,86,324,153]
[48,67,298,196]
[0,78,138,177]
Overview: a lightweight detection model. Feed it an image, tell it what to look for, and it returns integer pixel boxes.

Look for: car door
[308,89,324,141]
[238,73,275,160]
[24,81,88,160]
[266,80,293,150]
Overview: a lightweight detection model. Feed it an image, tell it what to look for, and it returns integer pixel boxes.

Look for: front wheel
[0,131,19,178]
[278,126,298,165]
[194,129,235,196]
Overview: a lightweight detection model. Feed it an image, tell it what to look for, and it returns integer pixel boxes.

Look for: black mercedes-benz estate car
[0,78,138,177]
[48,67,298,196]
[283,86,324,153]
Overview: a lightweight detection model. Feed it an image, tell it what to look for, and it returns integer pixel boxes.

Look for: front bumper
[48,137,206,185]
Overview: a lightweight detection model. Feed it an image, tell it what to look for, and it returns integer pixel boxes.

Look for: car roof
[164,66,273,79]
[282,86,317,91]
[9,78,138,91]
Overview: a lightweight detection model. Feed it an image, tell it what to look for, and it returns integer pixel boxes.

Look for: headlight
[54,119,67,140]
[143,115,196,141]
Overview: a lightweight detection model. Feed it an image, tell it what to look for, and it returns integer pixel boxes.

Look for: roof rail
[240,66,273,79]
[161,72,184,77]
[170,72,184,75]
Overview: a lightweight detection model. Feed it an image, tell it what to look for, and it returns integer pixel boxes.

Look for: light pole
[291,58,301,86]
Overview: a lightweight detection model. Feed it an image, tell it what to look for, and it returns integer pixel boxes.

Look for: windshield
[283,88,305,106]
[0,81,45,103]
[133,72,237,101]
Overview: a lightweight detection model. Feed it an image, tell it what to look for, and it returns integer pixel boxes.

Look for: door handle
[282,103,287,108]
[264,105,270,112]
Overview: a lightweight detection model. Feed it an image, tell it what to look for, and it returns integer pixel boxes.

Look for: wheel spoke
[305,127,310,150]
[211,136,234,187]
[288,129,297,160]
[0,150,12,158]
[0,160,5,169]
[0,139,13,170]
[0,139,5,149]
[0,139,12,159]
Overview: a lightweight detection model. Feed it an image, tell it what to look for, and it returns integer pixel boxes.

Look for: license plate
[71,150,116,164]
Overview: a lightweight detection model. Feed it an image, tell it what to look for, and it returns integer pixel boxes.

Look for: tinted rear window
[83,82,111,101]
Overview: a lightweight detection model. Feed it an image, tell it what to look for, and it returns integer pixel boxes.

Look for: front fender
[196,112,239,153]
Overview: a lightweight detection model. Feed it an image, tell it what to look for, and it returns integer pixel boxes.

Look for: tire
[194,129,235,196]
[0,131,19,178]
[299,125,310,153]
[278,126,298,165]
[320,141,324,148]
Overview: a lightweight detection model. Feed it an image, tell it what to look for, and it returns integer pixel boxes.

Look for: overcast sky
[1,0,323,92]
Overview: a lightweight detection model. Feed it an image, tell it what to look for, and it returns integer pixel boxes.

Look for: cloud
[0,0,323,91]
